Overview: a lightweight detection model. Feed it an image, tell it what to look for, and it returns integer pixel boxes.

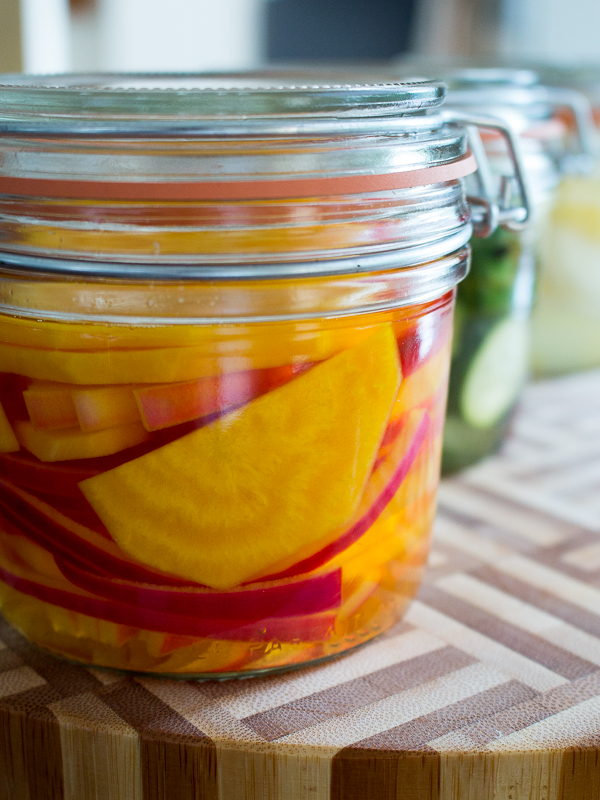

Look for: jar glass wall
[0,72,511,677]
[0,272,456,676]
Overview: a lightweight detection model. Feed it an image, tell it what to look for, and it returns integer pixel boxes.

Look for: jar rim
[0,72,446,136]
[0,72,473,292]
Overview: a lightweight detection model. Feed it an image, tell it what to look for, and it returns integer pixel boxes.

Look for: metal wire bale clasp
[441,109,533,238]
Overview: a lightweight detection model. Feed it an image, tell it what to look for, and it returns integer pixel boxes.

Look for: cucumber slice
[459,317,529,429]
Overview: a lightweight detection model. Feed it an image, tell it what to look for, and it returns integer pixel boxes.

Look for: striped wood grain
[2,370,600,797]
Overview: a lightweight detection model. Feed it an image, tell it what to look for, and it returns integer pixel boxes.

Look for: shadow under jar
[0,73,501,678]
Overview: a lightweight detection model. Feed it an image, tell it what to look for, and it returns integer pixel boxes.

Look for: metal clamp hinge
[441,109,533,238]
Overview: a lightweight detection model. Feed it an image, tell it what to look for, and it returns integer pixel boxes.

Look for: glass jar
[528,66,600,376]
[396,69,592,473]
[0,73,524,678]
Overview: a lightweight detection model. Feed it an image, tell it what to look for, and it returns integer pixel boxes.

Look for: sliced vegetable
[395,301,453,377]
[15,419,150,462]
[134,364,308,432]
[56,558,342,620]
[0,325,377,385]
[23,383,79,430]
[0,310,388,352]
[2,529,64,581]
[460,316,529,429]
[0,451,103,496]
[73,386,140,432]
[80,325,402,589]
[0,479,192,586]
[260,409,429,581]
[0,542,336,641]
[391,340,451,418]
[0,400,19,453]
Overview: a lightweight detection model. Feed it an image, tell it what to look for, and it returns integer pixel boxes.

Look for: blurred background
[1,0,599,75]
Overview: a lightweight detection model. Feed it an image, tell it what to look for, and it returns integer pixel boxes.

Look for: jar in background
[0,74,522,677]
[394,67,593,472]
[529,65,600,376]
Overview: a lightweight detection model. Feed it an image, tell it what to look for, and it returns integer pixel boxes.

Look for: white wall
[20,0,71,73]
[501,0,600,63]
[95,0,266,72]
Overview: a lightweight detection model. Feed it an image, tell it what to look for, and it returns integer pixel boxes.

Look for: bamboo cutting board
[3,370,600,800]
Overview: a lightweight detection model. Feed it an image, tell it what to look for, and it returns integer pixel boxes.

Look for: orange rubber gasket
[0,152,477,201]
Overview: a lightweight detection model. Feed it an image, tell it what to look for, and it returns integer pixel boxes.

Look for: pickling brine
[0,293,452,676]
[0,72,518,676]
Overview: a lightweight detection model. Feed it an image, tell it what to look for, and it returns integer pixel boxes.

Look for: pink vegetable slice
[0,479,191,586]
[134,364,310,432]
[0,560,336,642]
[55,557,342,620]
[23,383,79,430]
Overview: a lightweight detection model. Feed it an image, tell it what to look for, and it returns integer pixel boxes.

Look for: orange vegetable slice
[20,365,308,437]
[0,400,19,453]
[15,420,149,462]
[134,364,308,432]
[80,325,401,589]
[2,529,64,581]
[0,343,228,385]
[23,383,79,430]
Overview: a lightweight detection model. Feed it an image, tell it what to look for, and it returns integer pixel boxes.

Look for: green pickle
[442,227,532,473]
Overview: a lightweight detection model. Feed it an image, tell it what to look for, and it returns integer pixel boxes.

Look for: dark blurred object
[0,0,22,72]
[266,0,417,61]
[70,0,95,9]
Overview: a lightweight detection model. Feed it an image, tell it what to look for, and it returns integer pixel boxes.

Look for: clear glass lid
[0,72,446,135]
[0,71,485,299]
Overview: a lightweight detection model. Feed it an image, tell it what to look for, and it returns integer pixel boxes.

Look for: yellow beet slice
[0,305,397,351]
[2,530,64,581]
[0,342,235,385]
[80,325,401,589]
[0,401,19,453]
[15,420,150,462]
[0,325,379,385]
